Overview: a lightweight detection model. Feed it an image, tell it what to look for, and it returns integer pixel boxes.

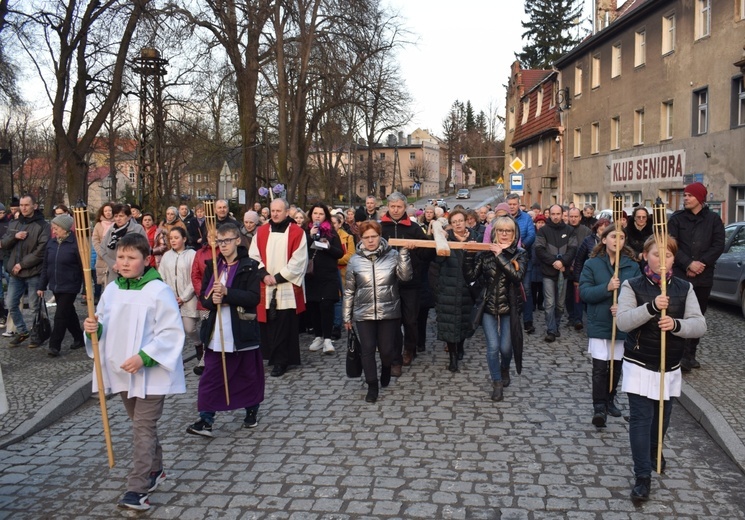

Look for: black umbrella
[510,281,525,374]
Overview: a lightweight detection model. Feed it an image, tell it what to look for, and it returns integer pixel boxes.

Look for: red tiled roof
[521,70,552,93]
[89,137,138,154]
[512,80,561,146]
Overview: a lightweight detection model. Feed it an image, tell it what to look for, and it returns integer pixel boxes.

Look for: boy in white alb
[84,233,186,511]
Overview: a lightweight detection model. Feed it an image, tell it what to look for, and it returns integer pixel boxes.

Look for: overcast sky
[390,0,593,138]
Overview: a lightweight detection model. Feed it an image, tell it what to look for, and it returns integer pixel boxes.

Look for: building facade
[553,0,745,221]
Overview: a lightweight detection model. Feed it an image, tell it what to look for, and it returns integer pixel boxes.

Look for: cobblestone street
[1,304,744,518]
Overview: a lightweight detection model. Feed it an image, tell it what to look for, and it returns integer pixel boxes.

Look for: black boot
[448,352,459,372]
[491,381,503,401]
[630,476,651,501]
[365,381,379,403]
[501,368,511,388]
[524,321,535,334]
[592,404,607,427]
[456,342,464,361]
[380,366,391,388]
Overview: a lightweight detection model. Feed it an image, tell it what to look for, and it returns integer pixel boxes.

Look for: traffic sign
[412,182,421,190]
[510,174,524,196]
[459,154,469,164]
[509,157,525,174]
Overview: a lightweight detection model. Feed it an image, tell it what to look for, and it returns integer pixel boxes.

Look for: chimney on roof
[595,0,618,32]
[398,131,404,146]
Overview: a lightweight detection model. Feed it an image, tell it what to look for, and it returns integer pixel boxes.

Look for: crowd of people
[0,181,724,508]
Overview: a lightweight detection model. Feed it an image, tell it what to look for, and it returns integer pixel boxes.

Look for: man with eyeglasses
[249,198,308,377]
[534,204,578,343]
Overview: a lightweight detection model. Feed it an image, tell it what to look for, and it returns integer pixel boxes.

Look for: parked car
[429,198,448,210]
[710,222,745,317]
[456,188,471,199]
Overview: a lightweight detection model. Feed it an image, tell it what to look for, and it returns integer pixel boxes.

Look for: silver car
[710,222,745,317]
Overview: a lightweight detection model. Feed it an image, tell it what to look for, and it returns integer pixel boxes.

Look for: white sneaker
[2,331,16,337]
[309,337,324,351]
[322,338,335,354]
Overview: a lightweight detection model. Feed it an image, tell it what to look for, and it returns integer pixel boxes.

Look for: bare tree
[16,0,149,205]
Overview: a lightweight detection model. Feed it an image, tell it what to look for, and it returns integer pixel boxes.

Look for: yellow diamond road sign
[510,157,525,174]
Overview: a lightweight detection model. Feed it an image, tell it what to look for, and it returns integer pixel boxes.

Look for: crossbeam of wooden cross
[388,238,493,256]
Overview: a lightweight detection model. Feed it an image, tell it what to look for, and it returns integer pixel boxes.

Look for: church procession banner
[610,149,686,187]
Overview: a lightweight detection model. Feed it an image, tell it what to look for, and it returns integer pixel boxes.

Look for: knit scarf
[107,220,130,249]
[643,264,673,286]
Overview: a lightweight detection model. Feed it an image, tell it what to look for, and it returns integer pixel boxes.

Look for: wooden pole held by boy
[203,200,230,405]
[652,197,669,474]
[73,204,115,468]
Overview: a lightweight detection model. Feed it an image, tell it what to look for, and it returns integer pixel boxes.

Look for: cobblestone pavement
[1,304,745,518]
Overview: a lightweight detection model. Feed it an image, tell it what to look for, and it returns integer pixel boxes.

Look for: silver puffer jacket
[343,238,412,323]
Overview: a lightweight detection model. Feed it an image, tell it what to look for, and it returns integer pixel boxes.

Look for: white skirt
[622,361,682,400]
[587,338,624,361]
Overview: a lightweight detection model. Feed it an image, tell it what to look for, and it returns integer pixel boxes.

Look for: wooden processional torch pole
[652,197,669,475]
[73,204,115,468]
[203,200,230,405]
[609,193,624,393]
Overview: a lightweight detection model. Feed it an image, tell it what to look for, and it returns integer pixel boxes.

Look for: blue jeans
[627,392,673,478]
[565,282,583,325]
[7,275,41,335]
[481,312,512,381]
[542,275,565,334]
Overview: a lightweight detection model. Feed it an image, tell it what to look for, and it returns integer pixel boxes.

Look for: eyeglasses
[495,229,514,234]
[635,215,648,220]
[216,237,239,246]
[361,235,379,240]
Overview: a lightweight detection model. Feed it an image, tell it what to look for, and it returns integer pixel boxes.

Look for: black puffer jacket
[463,237,527,316]
[435,229,477,343]
[304,227,344,302]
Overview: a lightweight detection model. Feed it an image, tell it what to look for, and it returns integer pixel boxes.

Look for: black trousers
[356,319,398,383]
[416,306,432,350]
[686,285,711,357]
[393,286,420,364]
[592,358,622,406]
[306,299,335,340]
[49,292,84,352]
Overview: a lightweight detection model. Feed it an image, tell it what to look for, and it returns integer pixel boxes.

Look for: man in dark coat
[668,182,725,371]
[354,195,379,223]
[566,207,591,330]
[534,204,578,343]
[0,195,51,347]
[379,192,432,375]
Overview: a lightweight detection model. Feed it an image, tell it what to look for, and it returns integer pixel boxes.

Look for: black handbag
[345,328,363,378]
[32,300,52,344]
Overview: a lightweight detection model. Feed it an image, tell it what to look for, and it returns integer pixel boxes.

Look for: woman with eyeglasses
[626,207,653,262]
[343,221,412,403]
[435,209,479,372]
[464,216,527,401]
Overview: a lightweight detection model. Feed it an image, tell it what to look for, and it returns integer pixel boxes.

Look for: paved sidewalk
[0,302,744,518]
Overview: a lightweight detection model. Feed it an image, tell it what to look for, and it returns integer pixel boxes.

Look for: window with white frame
[740,0,745,20]
[661,100,674,139]
[522,98,530,124]
[635,30,646,67]
[580,193,598,208]
[508,106,515,132]
[693,88,708,135]
[574,128,582,157]
[379,152,385,160]
[359,154,364,162]
[662,14,676,54]
[409,169,415,179]
[550,83,556,108]
[611,116,620,150]
[612,44,622,78]
[196,173,202,182]
[623,192,643,207]
[575,64,583,96]
[128,166,135,183]
[409,152,416,160]
[695,0,711,39]
[592,54,601,88]
[733,77,745,127]
[634,109,645,145]
[536,88,543,118]
[735,186,745,222]
[591,122,600,154]
[527,145,532,168]
[538,139,544,166]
